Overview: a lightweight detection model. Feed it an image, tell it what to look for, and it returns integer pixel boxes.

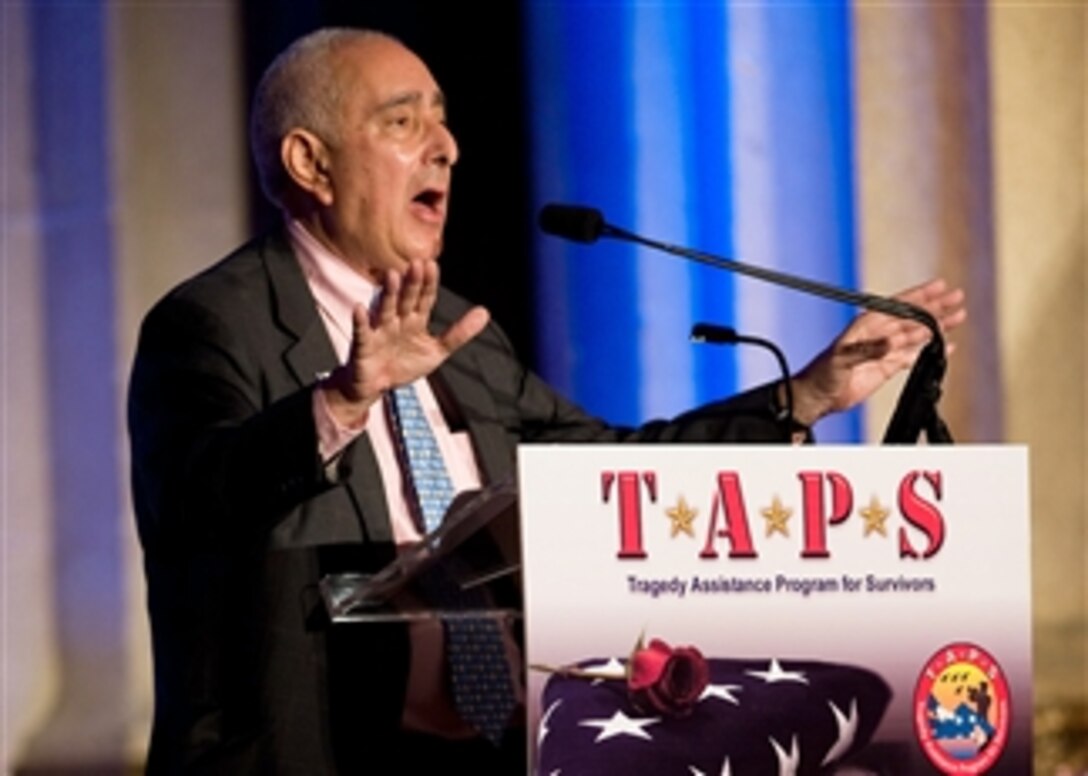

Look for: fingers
[893,278,968,333]
[350,303,371,356]
[895,278,947,305]
[347,263,483,393]
[896,322,932,349]
[440,306,491,353]
[395,262,422,318]
[339,303,382,405]
[374,269,402,328]
[395,260,438,318]
[417,260,439,317]
[936,289,967,331]
[380,260,439,321]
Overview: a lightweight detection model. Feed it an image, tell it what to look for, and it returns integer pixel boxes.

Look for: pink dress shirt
[288,219,485,737]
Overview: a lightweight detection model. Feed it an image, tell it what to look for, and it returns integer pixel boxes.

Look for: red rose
[627,637,709,717]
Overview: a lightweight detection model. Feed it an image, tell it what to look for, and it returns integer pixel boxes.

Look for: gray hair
[249,28,396,208]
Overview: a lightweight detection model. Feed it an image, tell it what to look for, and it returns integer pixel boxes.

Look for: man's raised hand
[321,260,489,426]
[789,278,967,427]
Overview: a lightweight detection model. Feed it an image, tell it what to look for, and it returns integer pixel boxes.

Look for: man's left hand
[789,278,967,427]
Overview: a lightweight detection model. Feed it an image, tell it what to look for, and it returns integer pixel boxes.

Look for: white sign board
[518,445,1031,775]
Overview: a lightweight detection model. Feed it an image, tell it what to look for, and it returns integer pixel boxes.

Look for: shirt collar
[286,218,378,330]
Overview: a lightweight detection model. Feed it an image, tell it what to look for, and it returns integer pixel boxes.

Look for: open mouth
[411,188,446,216]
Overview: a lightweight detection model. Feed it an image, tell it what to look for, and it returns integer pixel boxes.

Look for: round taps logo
[913,642,1010,774]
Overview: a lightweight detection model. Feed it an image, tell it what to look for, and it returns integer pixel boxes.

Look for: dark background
[241,2,537,364]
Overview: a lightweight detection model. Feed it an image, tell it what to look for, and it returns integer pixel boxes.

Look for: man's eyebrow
[374,90,447,112]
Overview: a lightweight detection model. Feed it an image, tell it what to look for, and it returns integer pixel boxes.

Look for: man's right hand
[320,259,490,427]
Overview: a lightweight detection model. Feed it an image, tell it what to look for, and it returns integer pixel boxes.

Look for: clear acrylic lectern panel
[319,478,522,625]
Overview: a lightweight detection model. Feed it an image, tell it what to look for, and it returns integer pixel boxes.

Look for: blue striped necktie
[388,384,455,535]
[387,383,517,744]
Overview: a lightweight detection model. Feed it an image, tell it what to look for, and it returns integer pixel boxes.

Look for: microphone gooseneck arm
[539,203,952,444]
[605,222,943,339]
[691,323,796,439]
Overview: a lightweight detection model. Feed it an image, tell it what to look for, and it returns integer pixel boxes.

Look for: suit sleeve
[128,294,336,552]
[462,313,794,446]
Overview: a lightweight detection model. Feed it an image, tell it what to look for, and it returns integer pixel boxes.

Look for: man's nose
[429,119,459,168]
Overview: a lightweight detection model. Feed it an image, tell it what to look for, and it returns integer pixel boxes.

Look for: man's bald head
[249,28,398,208]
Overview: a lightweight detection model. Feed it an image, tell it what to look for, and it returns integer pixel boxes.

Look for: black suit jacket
[128,230,790,774]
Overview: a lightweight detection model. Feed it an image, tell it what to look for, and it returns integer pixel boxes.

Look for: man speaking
[128,28,964,774]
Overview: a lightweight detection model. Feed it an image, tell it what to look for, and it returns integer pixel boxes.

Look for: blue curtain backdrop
[526,1,861,441]
[29,0,126,676]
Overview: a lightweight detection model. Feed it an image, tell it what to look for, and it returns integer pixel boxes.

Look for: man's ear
[281,129,333,206]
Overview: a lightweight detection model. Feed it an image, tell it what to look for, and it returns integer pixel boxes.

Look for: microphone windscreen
[690,323,740,344]
[538,204,605,243]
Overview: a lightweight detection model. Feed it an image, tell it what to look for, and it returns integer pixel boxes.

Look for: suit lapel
[430,293,516,487]
[431,360,511,486]
[260,231,394,543]
[262,231,340,388]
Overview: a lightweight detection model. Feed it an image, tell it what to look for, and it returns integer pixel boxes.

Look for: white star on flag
[770,734,801,776]
[534,656,889,773]
[579,710,660,742]
[700,683,743,705]
[581,657,626,684]
[747,658,809,685]
[821,698,859,765]
[690,757,734,776]
[538,699,562,745]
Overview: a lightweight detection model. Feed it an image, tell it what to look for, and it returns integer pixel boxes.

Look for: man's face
[320,37,458,278]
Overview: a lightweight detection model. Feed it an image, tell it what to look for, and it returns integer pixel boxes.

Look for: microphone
[538,204,606,243]
[691,323,796,437]
[538,202,952,444]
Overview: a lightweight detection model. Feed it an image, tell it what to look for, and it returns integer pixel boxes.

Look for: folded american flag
[535,657,891,775]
